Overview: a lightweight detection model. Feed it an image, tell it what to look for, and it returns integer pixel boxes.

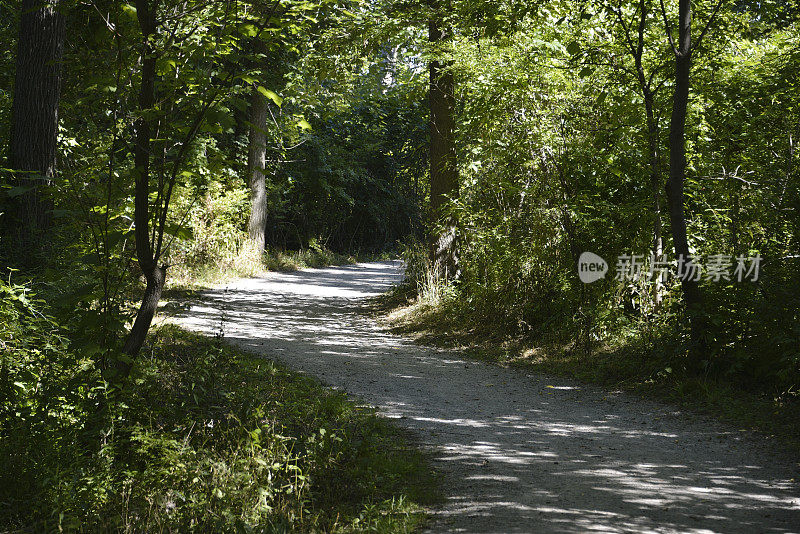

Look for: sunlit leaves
[257,86,284,107]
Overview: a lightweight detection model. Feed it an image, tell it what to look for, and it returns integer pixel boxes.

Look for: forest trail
[175,261,800,533]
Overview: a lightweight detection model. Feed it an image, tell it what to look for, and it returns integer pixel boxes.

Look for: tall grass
[397,240,456,308]
[167,240,372,290]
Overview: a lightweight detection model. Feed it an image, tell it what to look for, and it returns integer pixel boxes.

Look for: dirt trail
[175,261,800,533]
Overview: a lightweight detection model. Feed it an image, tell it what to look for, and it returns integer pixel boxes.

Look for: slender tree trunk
[666,0,705,358]
[428,14,458,278]
[7,0,65,259]
[644,92,664,304]
[627,0,665,305]
[247,86,269,251]
[114,0,163,379]
[120,265,165,358]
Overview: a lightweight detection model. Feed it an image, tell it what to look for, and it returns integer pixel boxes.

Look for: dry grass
[373,282,800,457]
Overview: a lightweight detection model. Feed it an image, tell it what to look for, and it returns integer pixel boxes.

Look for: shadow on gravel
[176,261,800,534]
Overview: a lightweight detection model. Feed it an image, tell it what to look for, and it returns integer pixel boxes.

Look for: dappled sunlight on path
[176,261,800,533]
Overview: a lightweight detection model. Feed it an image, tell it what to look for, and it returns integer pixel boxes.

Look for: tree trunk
[112,0,161,380]
[247,86,269,251]
[666,0,705,358]
[7,0,65,259]
[428,15,458,279]
[119,265,165,368]
[628,0,664,305]
[644,91,664,305]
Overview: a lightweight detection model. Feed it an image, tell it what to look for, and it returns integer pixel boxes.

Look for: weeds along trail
[176,261,800,534]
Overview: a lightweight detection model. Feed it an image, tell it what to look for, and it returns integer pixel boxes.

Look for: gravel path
[175,260,800,533]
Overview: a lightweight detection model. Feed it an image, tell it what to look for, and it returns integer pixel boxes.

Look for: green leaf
[257,86,283,107]
[240,24,258,37]
[296,118,312,131]
[163,223,193,241]
[567,41,581,56]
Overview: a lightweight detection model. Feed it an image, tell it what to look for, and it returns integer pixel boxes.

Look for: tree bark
[7,0,65,258]
[247,86,269,251]
[113,0,163,379]
[120,265,165,364]
[665,0,705,357]
[428,14,459,279]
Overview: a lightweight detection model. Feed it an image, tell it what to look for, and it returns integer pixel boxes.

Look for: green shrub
[0,298,437,532]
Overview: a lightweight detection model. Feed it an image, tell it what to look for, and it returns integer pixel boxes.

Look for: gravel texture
[174,260,800,533]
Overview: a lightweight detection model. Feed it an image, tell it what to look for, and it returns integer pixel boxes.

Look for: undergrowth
[376,245,800,456]
[0,281,439,532]
[160,185,390,290]
[167,244,391,289]
[167,244,378,290]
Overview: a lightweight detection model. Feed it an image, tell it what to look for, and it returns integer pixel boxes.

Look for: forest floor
[170,261,800,533]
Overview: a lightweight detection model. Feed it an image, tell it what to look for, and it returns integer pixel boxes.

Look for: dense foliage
[394,0,800,401]
[262,64,427,252]
[1,0,799,528]
[1,293,436,531]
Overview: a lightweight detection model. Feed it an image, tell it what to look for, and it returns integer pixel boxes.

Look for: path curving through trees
[176,261,800,533]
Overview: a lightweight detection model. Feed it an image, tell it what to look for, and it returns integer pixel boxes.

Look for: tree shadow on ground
[175,261,800,534]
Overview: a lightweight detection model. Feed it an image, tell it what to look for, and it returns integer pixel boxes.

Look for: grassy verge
[167,245,391,291]
[1,324,439,532]
[161,247,394,319]
[374,285,800,457]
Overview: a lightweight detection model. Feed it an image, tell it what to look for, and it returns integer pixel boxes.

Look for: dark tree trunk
[113,0,163,379]
[7,0,65,258]
[666,0,705,357]
[247,86,269,251]
[120,265,165,365]
[626,0,664,304]
[428,15,458,278]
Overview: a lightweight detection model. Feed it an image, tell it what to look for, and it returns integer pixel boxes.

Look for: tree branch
[659,0,678,55]
[693,0,725,51]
